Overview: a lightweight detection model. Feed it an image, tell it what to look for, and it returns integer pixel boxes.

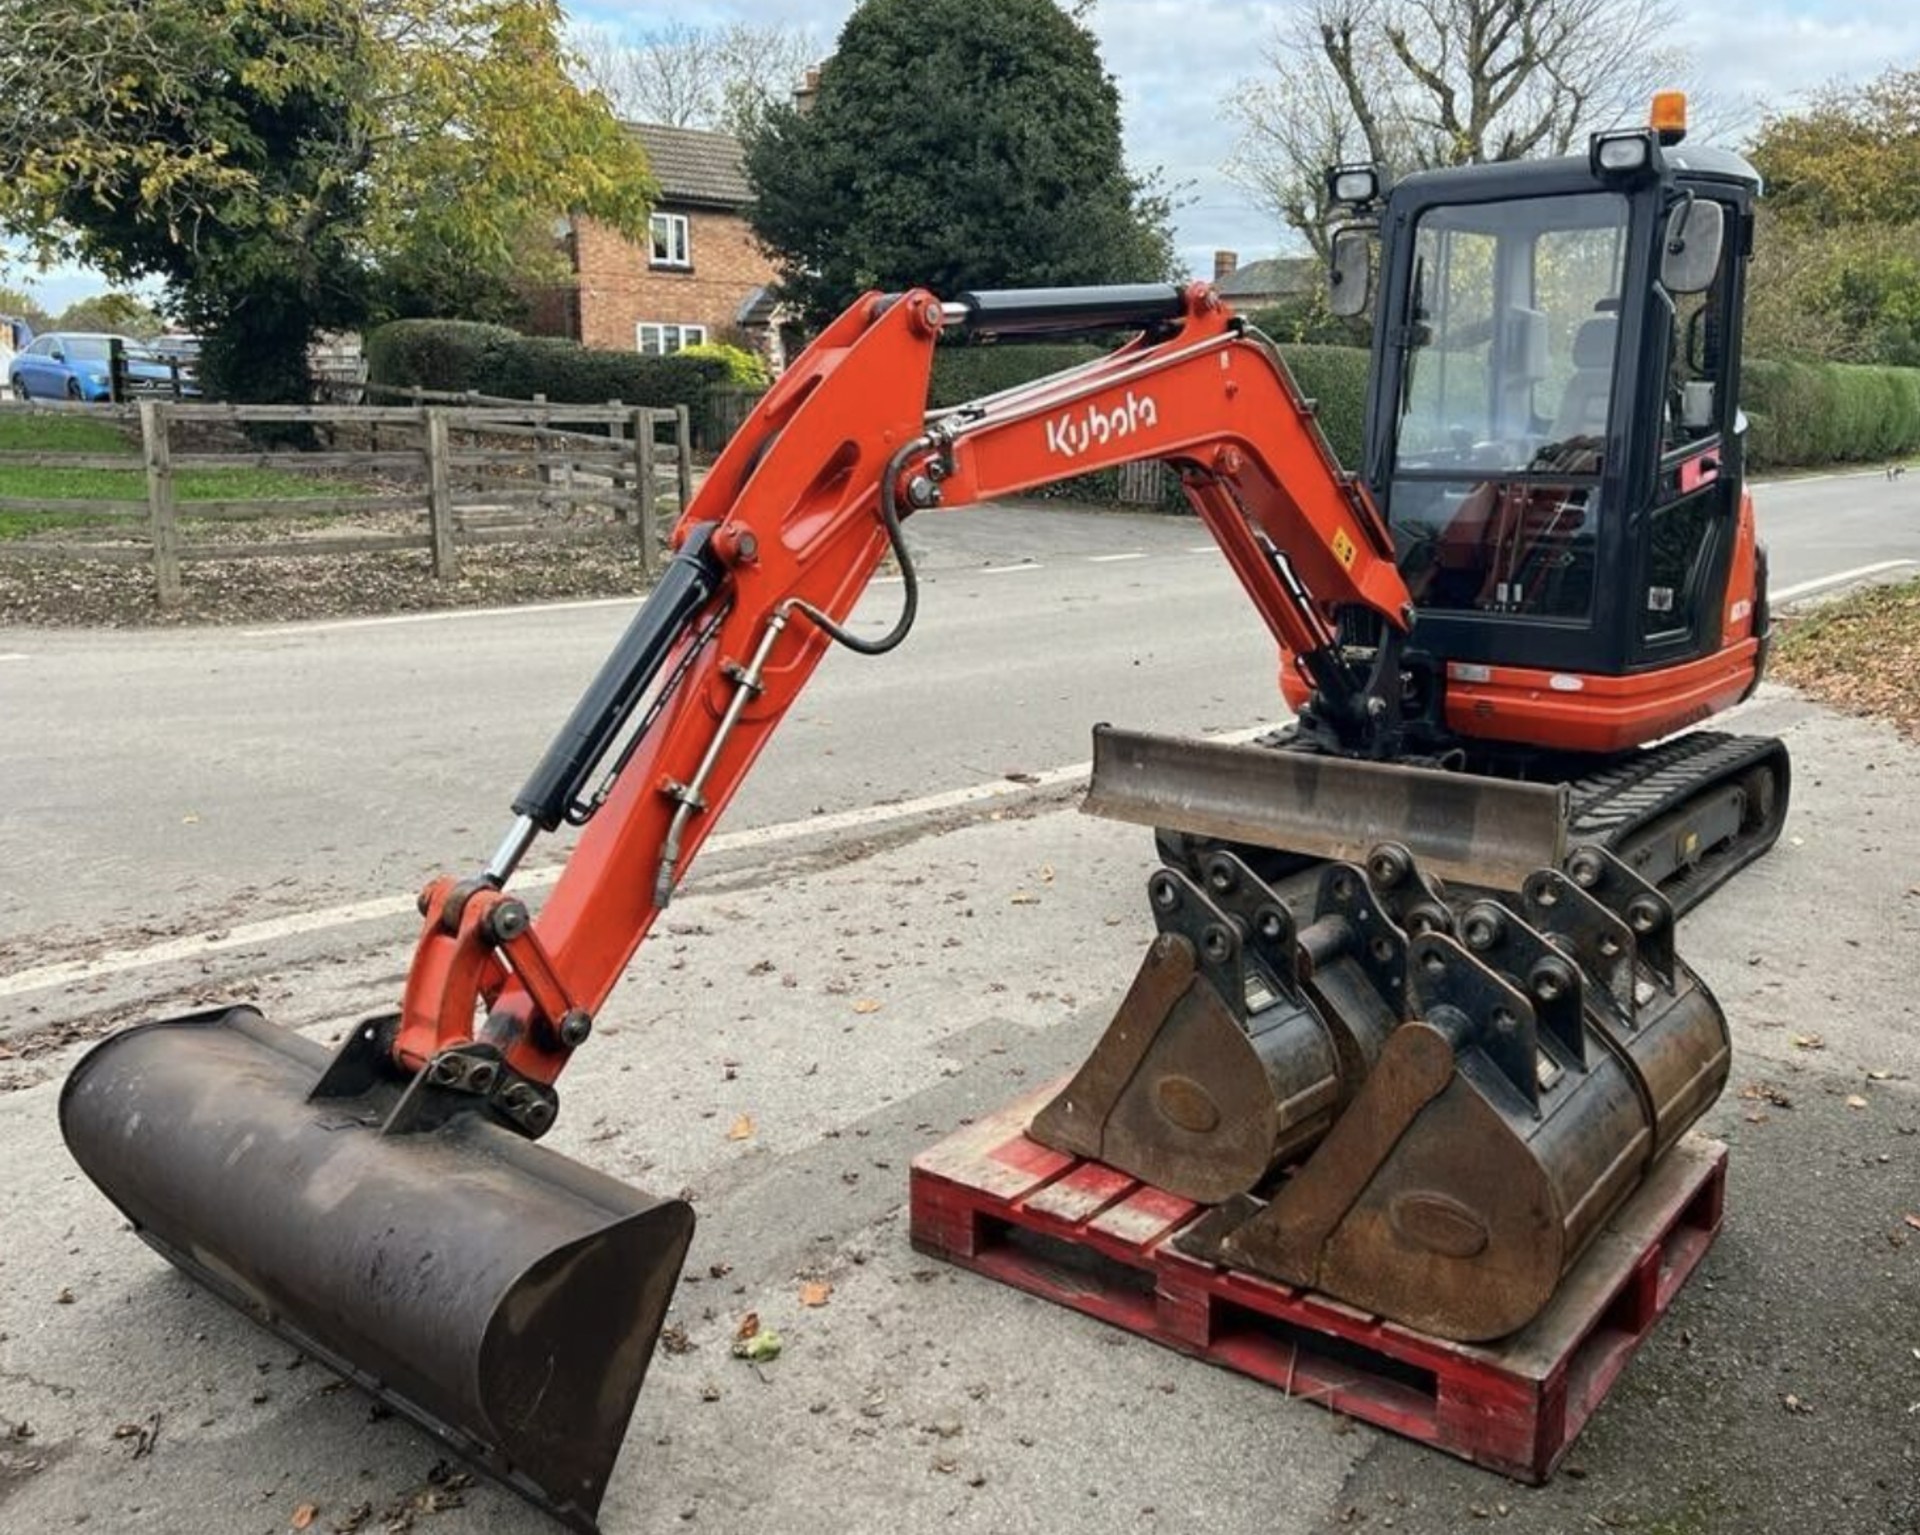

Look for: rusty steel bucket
[59,1006,694,1532]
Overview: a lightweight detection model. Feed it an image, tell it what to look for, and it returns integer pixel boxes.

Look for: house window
[637,323,708,356]
[649,212,691,268]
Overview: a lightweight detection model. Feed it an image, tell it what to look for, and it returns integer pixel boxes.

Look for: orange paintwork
[396,285,1417,1081]
[1439,644,1760,753]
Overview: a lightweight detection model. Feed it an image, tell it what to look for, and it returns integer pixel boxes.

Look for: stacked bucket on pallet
[1025,836,1730,1343]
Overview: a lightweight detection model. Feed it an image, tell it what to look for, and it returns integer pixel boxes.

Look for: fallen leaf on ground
[852,998,882,1015]
[1739,1082,1793,1108]
[735,1311,761,1341]
[1039,864,1055,883]
[1009,892,1039,906]
[727,1114,754,1141]
[1847,1095,1870,1110]
[799,1281,832,1307]
[1869,1069,1895,1081]
[1782,1392,1813,1415]
[292,1504,318,1530]
[1004,772,1040,786]
[732,1328,783,1363]
[1792,1033,1825,1050]
[1903,1215,1920,1232]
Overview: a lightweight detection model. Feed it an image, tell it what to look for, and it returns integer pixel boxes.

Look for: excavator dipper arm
[398,282,1413,1097]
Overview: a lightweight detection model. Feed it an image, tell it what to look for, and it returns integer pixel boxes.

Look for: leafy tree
[1745,68,1920,367]
[744,0,1175,327]
[1228,0,1691,256]
[1750,66,1920,229]
[0,0,655,401]
[51,293,168,337]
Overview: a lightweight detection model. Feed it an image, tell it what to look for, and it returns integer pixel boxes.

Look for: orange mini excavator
[62,107,1782,1530]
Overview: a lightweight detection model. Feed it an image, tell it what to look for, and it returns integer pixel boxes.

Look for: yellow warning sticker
[1331,527,1357,570]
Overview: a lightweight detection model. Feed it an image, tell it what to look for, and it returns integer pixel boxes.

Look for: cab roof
[1390,142,1761,202]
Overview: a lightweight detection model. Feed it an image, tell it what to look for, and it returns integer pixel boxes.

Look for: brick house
[534,122,781,362]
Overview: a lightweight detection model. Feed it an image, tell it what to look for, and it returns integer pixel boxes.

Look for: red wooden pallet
[910,1086,1727,1484]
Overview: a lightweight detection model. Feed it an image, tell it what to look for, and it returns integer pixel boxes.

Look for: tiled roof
[1217,256,1317,300]
[624,122,753,209]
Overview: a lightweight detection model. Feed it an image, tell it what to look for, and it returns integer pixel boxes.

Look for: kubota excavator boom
[61,280,1470,1531]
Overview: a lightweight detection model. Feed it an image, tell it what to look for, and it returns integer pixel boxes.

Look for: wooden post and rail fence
[0,397,694,607]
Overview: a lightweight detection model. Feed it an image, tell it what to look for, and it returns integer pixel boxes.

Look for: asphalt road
[1,484,1917,1535]
[0,473,1914,955]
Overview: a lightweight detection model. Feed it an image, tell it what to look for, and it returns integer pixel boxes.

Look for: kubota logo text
[1045,391,1159,459]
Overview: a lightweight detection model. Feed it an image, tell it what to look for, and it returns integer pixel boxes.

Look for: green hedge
[364,320,732,411]
[482,337,731,407]
[929,344,1106,409]
[928,341,1370,510]
[1742,357,1920,469]
[1281,344,1370,469]
[363,319,518,395]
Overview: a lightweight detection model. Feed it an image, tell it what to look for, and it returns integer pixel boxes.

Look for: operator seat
[1549,316,1617,443]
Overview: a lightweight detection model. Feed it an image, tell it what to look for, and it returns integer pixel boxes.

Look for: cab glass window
[1395,192,1629,476]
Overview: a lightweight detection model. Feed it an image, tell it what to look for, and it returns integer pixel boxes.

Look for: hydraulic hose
[781,436,926,655]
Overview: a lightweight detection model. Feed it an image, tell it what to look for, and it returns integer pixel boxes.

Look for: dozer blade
[59,1006,694,1533]
[1084,725,1569,892]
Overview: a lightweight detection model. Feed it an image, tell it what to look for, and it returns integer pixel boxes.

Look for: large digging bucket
[59,1007,694,1532]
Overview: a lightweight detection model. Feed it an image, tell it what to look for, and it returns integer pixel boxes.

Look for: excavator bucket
[1031,834,1731,1342]
[59,1006,693,1533]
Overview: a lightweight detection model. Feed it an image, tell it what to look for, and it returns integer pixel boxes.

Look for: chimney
[1213,250,1240,283]
[794,66,822,116]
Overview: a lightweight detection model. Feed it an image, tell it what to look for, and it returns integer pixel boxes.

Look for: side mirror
[1328,228,1373,318]
[1661,199,1724,295]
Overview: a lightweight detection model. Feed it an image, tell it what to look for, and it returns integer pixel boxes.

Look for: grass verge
[1773,576,1920,740]
[0,411,363,537]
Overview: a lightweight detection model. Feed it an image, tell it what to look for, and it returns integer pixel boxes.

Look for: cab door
[1633,196,1744,666]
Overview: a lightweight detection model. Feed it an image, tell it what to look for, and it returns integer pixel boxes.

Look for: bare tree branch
[567,19,817,137]
[1227,0,1705,251]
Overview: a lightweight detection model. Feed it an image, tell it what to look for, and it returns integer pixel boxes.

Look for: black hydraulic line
[781,437,925,656]
[510,523,726,832]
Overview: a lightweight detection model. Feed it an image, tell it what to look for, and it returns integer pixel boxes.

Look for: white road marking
[0,653,27,663]
[1773,560,1918,603]
[1087,552,1147,564]
[1752,467,1908,489]
[1188,544,1221,554]
[979,562,1042,575]
[0,724,1275,1000]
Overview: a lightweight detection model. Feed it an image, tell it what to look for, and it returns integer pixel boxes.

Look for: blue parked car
[6,331,195,402]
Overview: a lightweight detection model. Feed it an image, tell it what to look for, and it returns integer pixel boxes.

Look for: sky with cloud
[9,0,1918,313]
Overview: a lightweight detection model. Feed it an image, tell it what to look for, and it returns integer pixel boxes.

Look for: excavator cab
[1319,108,1767,760]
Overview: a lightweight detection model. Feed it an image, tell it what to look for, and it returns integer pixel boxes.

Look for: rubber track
[1562,730,1790,915]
